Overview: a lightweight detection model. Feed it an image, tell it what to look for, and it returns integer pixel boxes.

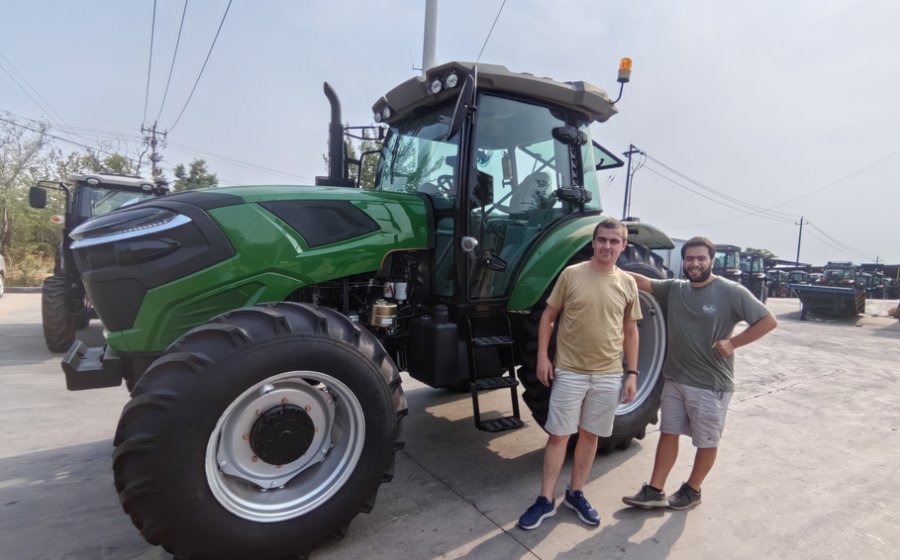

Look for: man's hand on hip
[712,339,736,358]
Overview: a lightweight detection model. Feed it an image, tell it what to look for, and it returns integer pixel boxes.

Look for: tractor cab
[714,244,742,283]
[821,261,859,287]
[368,61,624,304]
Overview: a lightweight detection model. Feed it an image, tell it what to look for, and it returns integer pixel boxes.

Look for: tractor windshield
[715,251,739,270]
[77,186,158,221]
[375,103,459,209]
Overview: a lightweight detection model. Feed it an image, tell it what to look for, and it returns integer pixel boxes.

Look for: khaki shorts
[545,370,623,437]
[660,380,733,448]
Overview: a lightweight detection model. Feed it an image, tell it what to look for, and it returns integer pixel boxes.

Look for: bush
[6,250,54,287]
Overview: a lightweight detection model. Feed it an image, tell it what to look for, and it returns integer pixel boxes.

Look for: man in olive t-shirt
[622,236,777,511]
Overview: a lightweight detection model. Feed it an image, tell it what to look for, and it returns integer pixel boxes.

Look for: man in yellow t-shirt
[518,217,641,530]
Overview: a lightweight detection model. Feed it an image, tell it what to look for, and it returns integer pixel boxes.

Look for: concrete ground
[1,293,898,560]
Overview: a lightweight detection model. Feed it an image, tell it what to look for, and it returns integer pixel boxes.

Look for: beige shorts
[660,380,733,448]
[545,369,623,437]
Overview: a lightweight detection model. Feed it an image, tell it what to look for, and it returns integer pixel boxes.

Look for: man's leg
[569,428,599,492]
[540,434,570,498]
[686,446,717,491]
[649,433,679,490]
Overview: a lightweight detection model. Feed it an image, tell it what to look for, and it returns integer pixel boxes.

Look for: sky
[2,0,899,265]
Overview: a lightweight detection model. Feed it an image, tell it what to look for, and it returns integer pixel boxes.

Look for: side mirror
[552,126,587,147]
[356,149,381,189]
[29,186,47,209]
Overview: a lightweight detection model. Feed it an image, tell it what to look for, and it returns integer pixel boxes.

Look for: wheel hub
[250,405,316,466]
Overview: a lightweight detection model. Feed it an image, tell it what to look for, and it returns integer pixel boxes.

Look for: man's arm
[622,319,639,403]
[536,304,560,387]
[712,313,778,358]
[624,270,653,292]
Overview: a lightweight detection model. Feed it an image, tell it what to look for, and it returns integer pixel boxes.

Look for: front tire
[41,275,76,352]
[113,303,407,560]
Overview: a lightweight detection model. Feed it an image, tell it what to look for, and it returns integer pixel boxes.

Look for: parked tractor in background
[739,252,767,302]
[791,261,865,319]
[766,269,791,298]
[60,61,674,560]
[29,174,169,351]
[714,244,742,283]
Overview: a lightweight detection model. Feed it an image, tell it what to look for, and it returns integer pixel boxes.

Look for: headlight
[70,207,192,249]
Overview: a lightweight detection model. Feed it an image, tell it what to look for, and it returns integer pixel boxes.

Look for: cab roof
[373,61,618,125]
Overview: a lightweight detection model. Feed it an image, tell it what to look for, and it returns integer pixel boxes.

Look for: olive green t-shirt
[547,262,642,375]
[650,276,770,391]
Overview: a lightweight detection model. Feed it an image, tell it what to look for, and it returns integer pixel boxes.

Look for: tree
[173,159,217,192]
[0,119,53,257]
[323,125,382,189]
[744,247,778,260]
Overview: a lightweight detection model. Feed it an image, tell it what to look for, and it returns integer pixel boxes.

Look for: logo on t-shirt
[702,304,717,314]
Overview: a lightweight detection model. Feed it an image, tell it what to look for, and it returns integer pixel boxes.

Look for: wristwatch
[626,370,639,376]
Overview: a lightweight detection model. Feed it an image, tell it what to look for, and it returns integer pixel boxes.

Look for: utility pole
[622,144,642,219]
[795,216,807,268]
[422,0,438,76]
[141,121,167,179]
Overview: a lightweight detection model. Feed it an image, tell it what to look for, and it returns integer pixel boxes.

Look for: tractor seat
[507,172,552,215]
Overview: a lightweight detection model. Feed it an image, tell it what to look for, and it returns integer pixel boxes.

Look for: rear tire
[113,303,407,560]
[41,275,76,352]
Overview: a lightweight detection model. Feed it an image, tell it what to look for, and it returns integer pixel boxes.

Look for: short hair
[593,217,628,243]
[681,236,715,259]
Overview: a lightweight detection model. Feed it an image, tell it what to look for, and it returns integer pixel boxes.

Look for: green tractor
[713,243,742,283]
[62,61,673,560]
[739,253,767,302]
[29,174,170,351]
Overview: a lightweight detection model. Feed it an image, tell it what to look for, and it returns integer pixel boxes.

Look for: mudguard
[507,216,673,311]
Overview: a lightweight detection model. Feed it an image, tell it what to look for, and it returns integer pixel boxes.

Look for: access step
[474,376,519,391]
[478,416,525,433]
[471,335,513,348]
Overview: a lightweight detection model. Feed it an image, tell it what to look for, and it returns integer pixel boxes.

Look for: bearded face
[682,247,713,284]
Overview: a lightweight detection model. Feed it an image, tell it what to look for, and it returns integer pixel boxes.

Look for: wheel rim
[205,370,366,523]
[617,291,666,415]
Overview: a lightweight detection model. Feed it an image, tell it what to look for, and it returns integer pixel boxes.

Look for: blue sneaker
[517,496,556,530]
[564,487,600,526]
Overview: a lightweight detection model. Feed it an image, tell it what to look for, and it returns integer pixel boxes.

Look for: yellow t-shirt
[546,262,642,375]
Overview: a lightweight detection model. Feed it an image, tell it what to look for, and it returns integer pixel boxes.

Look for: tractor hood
[69,185,430,352]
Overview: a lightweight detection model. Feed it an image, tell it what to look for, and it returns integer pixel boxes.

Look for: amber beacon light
[612,57,632,104]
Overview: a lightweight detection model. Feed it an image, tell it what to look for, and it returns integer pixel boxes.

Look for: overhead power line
[0,52,97,147]
[168,0,233,131]
[644,154,799,221]
[142,0,158,125]
[0,115,138,164]
[771,147,900,209]
[806,222,871,260]
[156,0,189,123]
[476,0,508,63]
[803,228,871,261]
[642,165,796,224]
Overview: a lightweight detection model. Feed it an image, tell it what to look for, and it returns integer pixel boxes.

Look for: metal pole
[795,216,806,267]
[622,144,641,219]
[422,0,438,75]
